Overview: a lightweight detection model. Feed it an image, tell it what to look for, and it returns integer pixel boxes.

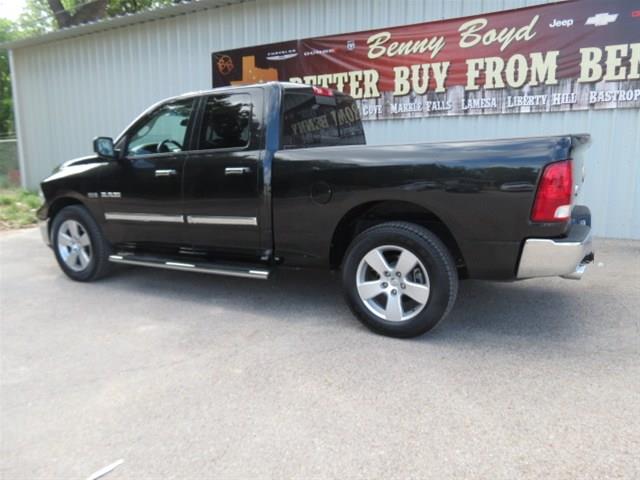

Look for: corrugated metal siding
[10,0,639,238]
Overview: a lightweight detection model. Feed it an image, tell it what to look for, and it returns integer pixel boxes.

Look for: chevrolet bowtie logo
[585,12,619,26]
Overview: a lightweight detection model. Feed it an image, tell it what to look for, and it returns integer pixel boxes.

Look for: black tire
[342,222,458,338]
[50,205,112,282]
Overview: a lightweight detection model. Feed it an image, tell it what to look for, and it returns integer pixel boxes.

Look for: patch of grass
[0,189,41,229]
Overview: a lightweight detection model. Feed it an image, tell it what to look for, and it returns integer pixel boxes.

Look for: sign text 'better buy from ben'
[212,0,640,120]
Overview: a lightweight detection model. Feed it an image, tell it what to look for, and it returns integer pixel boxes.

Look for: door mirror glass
[93,137,116,159]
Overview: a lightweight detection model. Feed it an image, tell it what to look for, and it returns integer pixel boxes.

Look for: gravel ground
[1,228,639,479]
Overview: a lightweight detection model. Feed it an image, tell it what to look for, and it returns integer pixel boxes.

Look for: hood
[43,155,107,185]
[54,155,101,173]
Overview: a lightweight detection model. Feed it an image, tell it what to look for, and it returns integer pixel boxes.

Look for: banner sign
[212,0,640,120]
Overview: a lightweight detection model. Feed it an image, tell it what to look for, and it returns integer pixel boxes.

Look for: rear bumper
[516,207,594,280]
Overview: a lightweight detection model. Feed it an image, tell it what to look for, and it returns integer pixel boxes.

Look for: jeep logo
[549,18,574,28]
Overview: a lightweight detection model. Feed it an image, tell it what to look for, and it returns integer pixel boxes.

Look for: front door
[101,98,195,246]
[182,91,264,256]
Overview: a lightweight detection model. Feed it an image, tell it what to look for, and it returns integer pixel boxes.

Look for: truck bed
[272,134,590,279]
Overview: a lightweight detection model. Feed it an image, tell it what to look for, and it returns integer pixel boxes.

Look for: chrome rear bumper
[517,207,594,280]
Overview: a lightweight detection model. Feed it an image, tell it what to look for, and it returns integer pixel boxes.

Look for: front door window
[127,99,194,156]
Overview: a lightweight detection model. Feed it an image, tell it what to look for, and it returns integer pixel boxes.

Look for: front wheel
[51,205,112,281]
[342,222,458,338]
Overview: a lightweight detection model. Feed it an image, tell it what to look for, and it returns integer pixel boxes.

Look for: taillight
[531,160,573,222]
[312,86,334,97]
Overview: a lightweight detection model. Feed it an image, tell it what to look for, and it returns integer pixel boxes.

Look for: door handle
[225,167,250,175]
[155,169,177,177]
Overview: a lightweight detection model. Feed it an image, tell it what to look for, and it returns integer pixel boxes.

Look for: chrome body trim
[165,261,194,268]
[154,169,177,177]
[186,215,258,226]
[517,225,593,280]
[39,218,50,246]
[104,212,184,223]
[108,255,270,279]
[225,167,250,175]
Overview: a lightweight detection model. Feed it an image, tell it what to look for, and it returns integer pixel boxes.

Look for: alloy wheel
[57,219,92,272]
[355,245,431,322]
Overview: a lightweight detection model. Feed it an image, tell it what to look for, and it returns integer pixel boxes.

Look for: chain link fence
[0,137,20,188]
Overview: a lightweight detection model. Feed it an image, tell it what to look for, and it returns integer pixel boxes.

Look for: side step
[108,253,271,280]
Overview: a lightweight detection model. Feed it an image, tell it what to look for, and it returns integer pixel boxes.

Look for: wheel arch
[329,200,466,276]
[46,197,86,234]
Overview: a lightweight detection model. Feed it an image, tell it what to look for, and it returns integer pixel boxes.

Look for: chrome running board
[108,254,270,280]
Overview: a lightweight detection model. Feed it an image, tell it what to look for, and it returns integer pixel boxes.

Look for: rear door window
[281,90,366,149]
[196,93,252,150]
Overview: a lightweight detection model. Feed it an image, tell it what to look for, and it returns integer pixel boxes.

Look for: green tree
[0,19,19,137]
[17,0,54,36]
[18,0,176,33]
[46,0,107,29]
[107,0,177,17]
[2,0,179,136]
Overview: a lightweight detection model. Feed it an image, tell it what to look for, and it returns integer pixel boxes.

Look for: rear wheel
[342,222,458,338]
[51,205,112,281]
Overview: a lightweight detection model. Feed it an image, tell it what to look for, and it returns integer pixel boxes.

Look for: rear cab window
[280,88,366,149]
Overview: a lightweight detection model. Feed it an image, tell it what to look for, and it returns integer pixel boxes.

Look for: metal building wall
[10,0,639,238]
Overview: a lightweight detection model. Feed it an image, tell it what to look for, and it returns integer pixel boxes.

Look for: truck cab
[95,83,358,262]
[42,82,364,265]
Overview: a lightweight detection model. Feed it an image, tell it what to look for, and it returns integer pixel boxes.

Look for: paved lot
[1,228,639,479]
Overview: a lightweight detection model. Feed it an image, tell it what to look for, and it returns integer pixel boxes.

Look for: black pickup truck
[38,82,594,337]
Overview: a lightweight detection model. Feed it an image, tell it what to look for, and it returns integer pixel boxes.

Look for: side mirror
[93,137,116,159]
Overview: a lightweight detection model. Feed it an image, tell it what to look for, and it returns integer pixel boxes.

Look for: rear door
[182,89,265,256]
